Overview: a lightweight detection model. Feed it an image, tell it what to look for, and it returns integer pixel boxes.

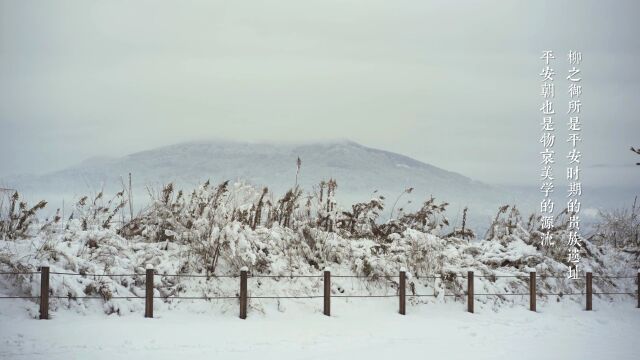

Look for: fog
[1,0,639,188]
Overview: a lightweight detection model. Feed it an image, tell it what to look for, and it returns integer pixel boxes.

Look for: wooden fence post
[145,265,154,318]
[324,267,331,316]
[240,267,248,319]
[399,268,406,315]
[467,271,474,314]
[586,271,592,311]
[530,272,536,312]
[39,266,49,320]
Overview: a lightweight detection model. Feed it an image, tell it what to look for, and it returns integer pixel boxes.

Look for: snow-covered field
[1,178,638,359]
[1,297,639,360]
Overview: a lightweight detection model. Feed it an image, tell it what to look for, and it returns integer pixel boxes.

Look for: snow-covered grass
[1,181,639,358]
[0,209,637,317]
[1,297,639,360]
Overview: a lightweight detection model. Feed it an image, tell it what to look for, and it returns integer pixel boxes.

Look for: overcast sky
[1,0,639,187]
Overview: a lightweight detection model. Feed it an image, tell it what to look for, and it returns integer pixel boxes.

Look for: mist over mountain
[2,139,632,232]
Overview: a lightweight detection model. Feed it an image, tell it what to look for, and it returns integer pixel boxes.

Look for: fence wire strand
[0,296,39,299]
[159,295,239,300]
[52,296,144,300]
[0,272,39,275]
[1,270,637,303]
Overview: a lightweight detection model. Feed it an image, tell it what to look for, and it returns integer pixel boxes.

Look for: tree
[631,146,640,165]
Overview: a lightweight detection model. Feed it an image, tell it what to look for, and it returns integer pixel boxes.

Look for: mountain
[0,140,531,231]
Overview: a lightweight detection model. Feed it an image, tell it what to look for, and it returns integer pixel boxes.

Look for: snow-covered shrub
[591,200,639,249]
[70,190,127,231]
[335,196,384,238]
[1,180,638,316]
[0,191,48,240]
[374,197,450,239]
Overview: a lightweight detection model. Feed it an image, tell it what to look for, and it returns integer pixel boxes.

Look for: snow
[0,202,636,318]
[1,298,638,360]
[1,172,638,358]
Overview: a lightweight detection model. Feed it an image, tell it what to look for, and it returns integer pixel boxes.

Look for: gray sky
[1,0,639,187]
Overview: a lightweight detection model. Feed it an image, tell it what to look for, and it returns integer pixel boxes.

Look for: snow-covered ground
[1,297,639,360]
[1,175,638,359]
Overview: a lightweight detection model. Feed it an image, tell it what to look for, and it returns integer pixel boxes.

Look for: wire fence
[0,268,638,319]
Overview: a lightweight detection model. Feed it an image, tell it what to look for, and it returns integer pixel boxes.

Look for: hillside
[0,140,526,231]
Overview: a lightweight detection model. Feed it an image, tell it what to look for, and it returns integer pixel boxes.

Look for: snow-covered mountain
[1,140,530,229]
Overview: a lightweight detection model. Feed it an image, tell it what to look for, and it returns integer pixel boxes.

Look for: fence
[0,267,638,319]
